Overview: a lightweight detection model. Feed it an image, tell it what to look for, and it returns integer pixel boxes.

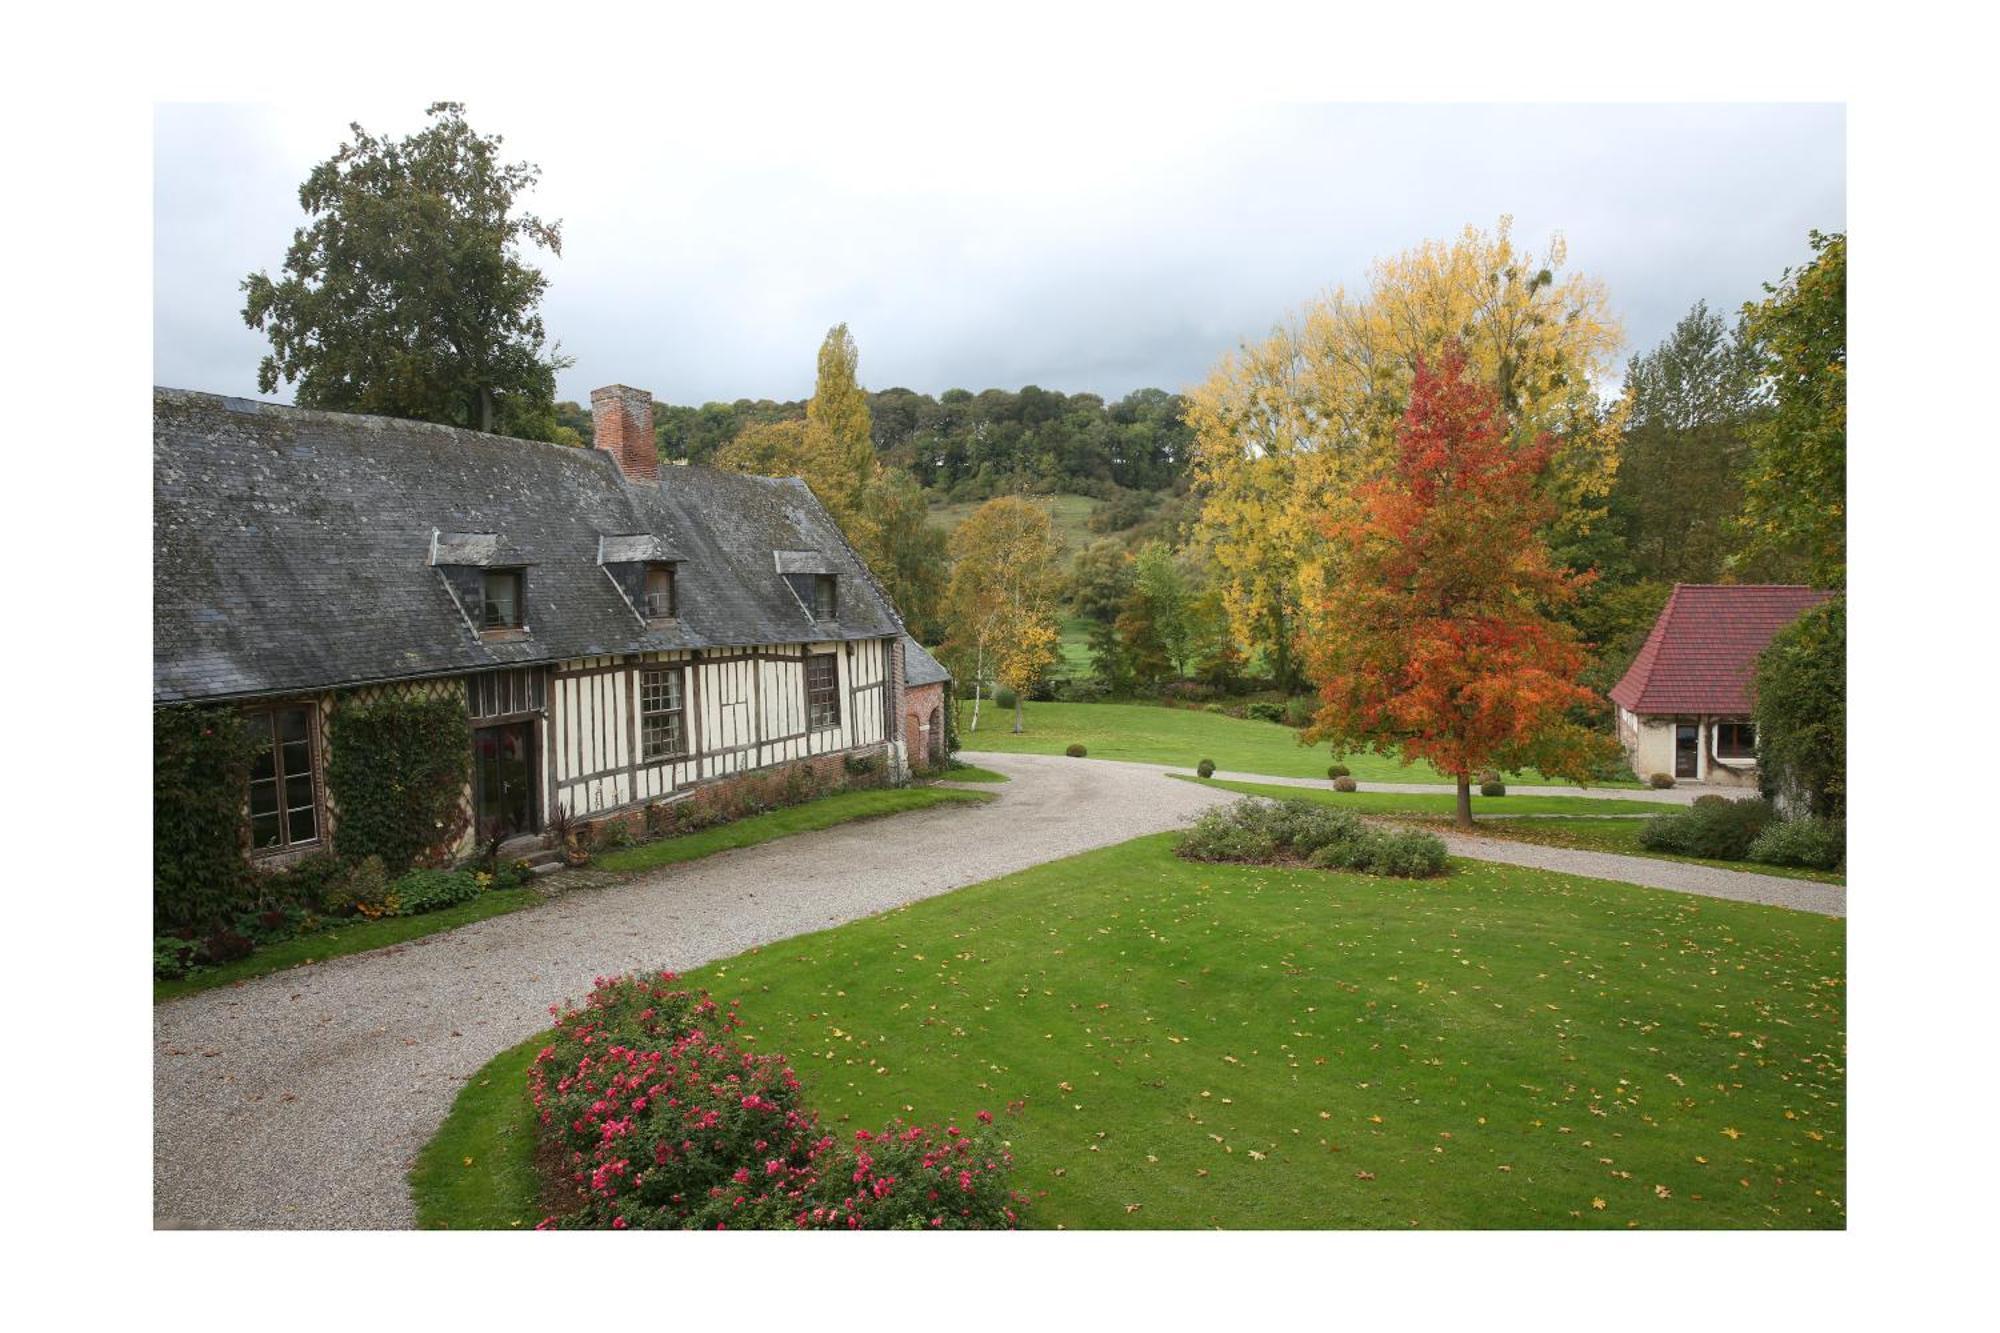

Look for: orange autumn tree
[1302,344,1610,828]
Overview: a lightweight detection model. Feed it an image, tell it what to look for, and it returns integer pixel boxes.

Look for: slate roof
[1609,584,1832,716]
[154,389,903,704]
[901,635,951,688]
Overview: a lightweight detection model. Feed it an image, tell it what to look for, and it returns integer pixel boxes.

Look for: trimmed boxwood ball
[1333,776,1358,792]
[1328,763,1350,779]
[1065,743,1087,758]
[1649,772,1676,789]
[1196,758,1217,778]
[994,686,1019,710]
[1480,779,1506,798]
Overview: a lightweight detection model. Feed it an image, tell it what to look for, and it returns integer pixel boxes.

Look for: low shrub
[1161,681,1214,706]
[1649,773,1676,789]
[324,855,392,918]
[260,852,349,915]
[842,752,886,780]
[1333,776,1358,793]
[1247,701,1284,723]
[155,935,200,980]
[1196,758,1217,778]
[1065,743,1088,758]
[1282,697,1315,729]
[1328,764,1350,779]
[1179,798,1446,879]
[530,973,1019,1230]
[1747,817,1846,870]
[1639,797,1777,861]
[391,868,484,916]
[993,686,1019,710]
[1203,703,1226,715]
[1480,779,1506,798]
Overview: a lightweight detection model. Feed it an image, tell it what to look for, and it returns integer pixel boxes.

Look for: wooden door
[473,721,539,839]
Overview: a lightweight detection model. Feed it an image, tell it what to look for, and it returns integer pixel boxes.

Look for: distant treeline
[555,385,1194,500]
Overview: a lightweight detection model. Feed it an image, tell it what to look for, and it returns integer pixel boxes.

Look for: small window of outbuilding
[811,574,837,620]
[1715,722,1756,759]
[482,570,523,630]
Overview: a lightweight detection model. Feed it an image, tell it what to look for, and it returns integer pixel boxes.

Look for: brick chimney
[590,384,659,484]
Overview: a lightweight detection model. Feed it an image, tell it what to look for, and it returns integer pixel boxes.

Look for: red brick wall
[573,749,885,845]
[590,384,659,484]
[904,681,946,770]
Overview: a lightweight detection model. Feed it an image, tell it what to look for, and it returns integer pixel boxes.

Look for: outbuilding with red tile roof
[1610,584,1833,786]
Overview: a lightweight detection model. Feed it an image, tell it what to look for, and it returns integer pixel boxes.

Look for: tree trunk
[1012,692,1024,734]
[969,641,984,732]
[1455,773,1474,830]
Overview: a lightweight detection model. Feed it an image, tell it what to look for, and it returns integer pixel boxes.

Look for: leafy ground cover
[595,787,991,874]
[1191,779,1843,885]
[160,787,992,1004]
[425,833,1844,1229]
[959,699,1639,787]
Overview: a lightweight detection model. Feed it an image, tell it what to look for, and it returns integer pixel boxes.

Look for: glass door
[1674,723,1699,779]
[473,721,538,839]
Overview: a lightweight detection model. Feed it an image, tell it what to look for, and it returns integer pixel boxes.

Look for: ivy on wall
[154,704,256,932]
[325,694,473,871]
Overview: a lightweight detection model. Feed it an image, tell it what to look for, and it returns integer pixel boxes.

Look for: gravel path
[152,755,1224,1230]
[1039,754,1709,804]
[154,751,1839,1230]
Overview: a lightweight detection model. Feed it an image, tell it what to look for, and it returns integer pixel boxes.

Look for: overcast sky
[154,102,1843,407]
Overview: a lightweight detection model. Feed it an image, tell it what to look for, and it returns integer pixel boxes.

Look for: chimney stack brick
[590,384,659,484]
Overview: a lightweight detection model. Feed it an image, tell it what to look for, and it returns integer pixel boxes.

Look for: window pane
[814,576,836,619]
[249,779,279,818]
[251,811,281,848]
[285,772,314,813]
[646,566,675,618]
[278,707,309,743]
[287,802,317,845]
[483,572,520,628]
[248,714,276,781]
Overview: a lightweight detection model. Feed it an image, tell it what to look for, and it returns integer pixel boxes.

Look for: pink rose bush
[530,972,1021,1230]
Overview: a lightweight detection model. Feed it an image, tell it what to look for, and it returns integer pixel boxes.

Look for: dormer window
[482,569,523,630]
[644,564,677,620]
[811,574,837,621]
[775,550,839,622]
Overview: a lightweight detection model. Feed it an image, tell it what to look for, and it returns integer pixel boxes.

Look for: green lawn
[160,787,993,1004]
[1193,777,1845,887]
[1187,775,1667,817]
[595,787,991,874]
[153,888,542,1004]
[929,493,1101,568]
[939,762,1010,783]
[410,1033,547,1229]
[428,833,1845,1229]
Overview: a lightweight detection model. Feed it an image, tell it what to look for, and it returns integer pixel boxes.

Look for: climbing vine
[325,693,472,870]
[154,704,257,931]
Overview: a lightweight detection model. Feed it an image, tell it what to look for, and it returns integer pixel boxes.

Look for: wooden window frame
[245,703,322,855]
[481,568,525,631]
[644,563,677,621]
[1714,720,1757,760]
[466,668,547,722]
[811,574,838,621]
[640,666,688,760]
[806,652,841,731]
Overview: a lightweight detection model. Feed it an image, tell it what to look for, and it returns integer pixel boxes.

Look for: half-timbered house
[154,383,938,865]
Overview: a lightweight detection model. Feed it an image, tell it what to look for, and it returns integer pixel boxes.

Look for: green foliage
[1065,743,1088,758]
[860,468,950,642]
[1480,779,1507,798]
[1332,776,1358,792]
[1738,231,1846,587]
[154,704,257,932]
[240,103,570,439]
[1649,773,1677,789]
[1178,797,1447,879]
[1247,701,1283,723]
[1640,797,1777,861]
[1328,763,1350,779]
[391,868,484,916]
[1753,596,1845,818]
[324,693,472,871]
[155,935,200,980]
[1196,758,1217,778]
[323,855,391,916]
[1747,817,1846,871]
[994,686,1019,710]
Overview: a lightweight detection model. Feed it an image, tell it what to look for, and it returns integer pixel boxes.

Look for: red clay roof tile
[1609,584,1833,716]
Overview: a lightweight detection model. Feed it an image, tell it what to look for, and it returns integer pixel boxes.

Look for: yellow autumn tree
[1185,217,1626,671]
[942,496,1065,734]
[715,419,848,512]
[807,323,877,520]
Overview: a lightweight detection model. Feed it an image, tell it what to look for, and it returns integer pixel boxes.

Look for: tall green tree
[1610,301,1764,583]
[1738,230,1846,587]
[862,468,950,643]
[241,103,570,439]
[808,323,876,518]
[1752,597,1844,818]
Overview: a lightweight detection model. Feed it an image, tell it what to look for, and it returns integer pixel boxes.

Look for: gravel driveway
[152,754,1225,1230]
[154,750,1841,1230]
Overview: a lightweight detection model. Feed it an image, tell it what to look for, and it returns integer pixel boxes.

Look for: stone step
[526,860,564,878]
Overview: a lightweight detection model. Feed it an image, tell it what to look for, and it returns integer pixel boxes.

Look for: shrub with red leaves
[530,972,1020,1231]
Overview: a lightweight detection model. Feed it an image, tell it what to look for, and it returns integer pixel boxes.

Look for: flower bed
[530,972,1021,1230]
